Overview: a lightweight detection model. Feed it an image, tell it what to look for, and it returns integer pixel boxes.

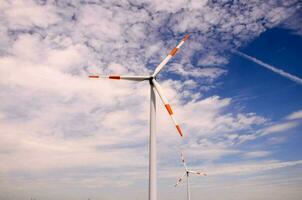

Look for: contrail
[233,50,302,85]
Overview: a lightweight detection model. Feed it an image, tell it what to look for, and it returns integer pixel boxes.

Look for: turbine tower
[175,153,207,200]
[89,35,190,200]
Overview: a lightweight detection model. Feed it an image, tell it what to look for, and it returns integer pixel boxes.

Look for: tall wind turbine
[175,153,207,200]
[89,35,190,200]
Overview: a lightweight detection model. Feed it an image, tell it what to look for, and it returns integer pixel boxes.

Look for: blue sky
[0,1,302,200]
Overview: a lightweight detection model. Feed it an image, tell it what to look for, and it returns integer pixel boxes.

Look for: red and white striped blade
[174,173,186,187]
[152,79,183,137]
[152,34,190,77]
[189,170,207,176]
[181,153,188,170]
[88,75,149,81]
[181,153,185,163]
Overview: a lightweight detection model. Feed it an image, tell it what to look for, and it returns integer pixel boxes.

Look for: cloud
[160,159,302,180]
[261,121,299,136]
[286,109,302,120]
[226,117,300,145]
[243,151,272,159]
[1,1,60,29]
[281,10,302,36]
[266,136,287,145]
[169,63,227,80]
[0,0,301,198]
[207,160,302,176]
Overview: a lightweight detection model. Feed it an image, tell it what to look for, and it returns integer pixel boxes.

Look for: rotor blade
[189,170,207,176]
[88,75,149,81]
[152,79,183,137]
[152,34,190,77]
[181,153,188,170]
[174,173,186,187]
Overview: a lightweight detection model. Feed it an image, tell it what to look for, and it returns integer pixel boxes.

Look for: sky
[0,0,302,200]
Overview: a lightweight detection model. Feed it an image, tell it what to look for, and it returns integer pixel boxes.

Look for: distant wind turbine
[233,50,302,85]
[89,35,190,200]
[175,153,207,200]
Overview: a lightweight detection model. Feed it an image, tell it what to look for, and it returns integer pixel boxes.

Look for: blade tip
[176,125,183,137]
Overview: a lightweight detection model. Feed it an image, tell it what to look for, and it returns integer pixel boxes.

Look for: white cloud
[286,109,302,120]
[243,151,272,159]
[150,0,187,12]
[2,0,60,29]
[169,63,227,80]
[262,121,299,136]
[159,158,302,179]
[206,160,302,176]
[282,11,302,36]
[0,0,300,199]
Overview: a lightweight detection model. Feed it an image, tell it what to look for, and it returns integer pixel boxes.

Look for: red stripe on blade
[109,76,120,79]
[165,104,173,115]
[169,48,178,56]
[176,125,183,137]
[89,75,99,78]
[182,34,190,41]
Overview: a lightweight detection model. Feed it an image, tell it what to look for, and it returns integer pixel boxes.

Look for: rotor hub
[149,76,155,85]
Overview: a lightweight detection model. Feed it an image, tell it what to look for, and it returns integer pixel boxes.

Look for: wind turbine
[175,153,207,200]
[89,34,190,200]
